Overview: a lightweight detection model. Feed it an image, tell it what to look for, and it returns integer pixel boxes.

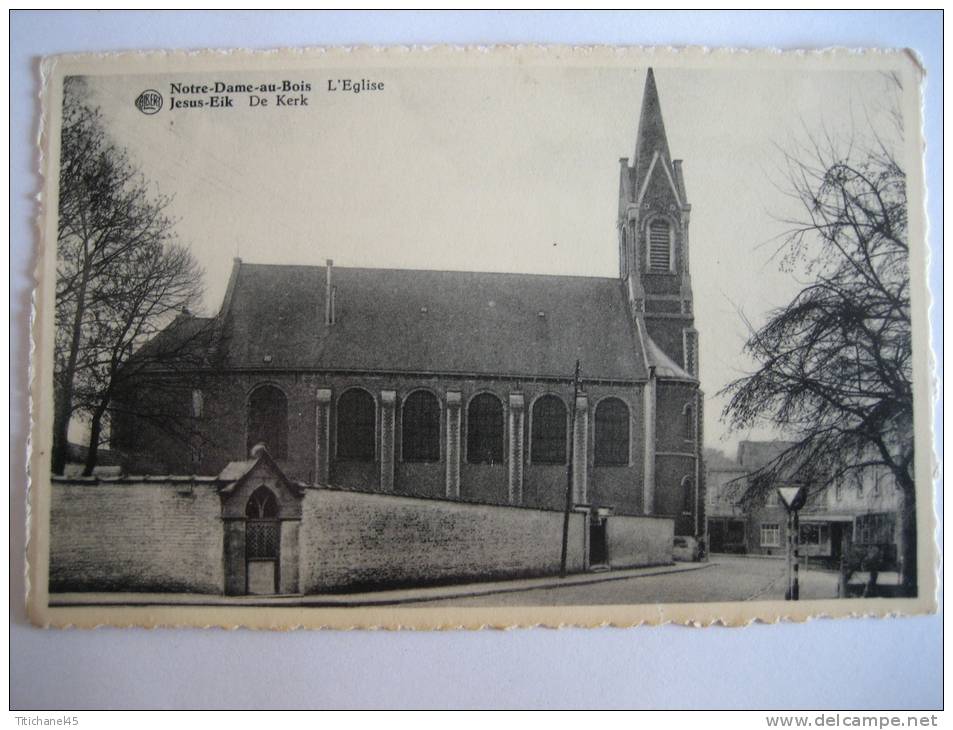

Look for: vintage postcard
[28,46,936,629]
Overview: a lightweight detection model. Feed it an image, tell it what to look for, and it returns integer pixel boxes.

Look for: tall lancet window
[402,390,440,463]
[595,398,629,466]
[467,393,504,465]
[247,385,288,459]
[337,388,376,461]
[531,395,567,465]
[648,218,673,272]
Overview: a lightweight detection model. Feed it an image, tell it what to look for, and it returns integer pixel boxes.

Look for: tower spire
[616,67,696,378]
[632,68,672,186]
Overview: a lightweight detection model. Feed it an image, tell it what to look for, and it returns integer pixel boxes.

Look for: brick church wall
[587,385,645,515]
[49,479,224,593]
[121,372,649,516]
[298,488,589,593]
[654,381,700,535]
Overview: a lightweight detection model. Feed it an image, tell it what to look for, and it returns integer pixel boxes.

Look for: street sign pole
[786,510,793,600]
[778,485,806,601]
[792,509,800,600]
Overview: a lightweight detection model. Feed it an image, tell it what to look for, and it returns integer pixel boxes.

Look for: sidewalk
[50,561,713,608]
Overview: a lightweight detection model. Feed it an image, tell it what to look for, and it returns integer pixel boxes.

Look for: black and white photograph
[29,46,935,628]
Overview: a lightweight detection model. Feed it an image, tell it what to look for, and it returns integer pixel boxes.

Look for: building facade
[704,447,748,554]
[705,440,903,567]
[112,70,705,543]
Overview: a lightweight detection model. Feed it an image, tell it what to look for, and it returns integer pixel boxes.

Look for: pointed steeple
[632,68,672,186]
[616,67,695,379]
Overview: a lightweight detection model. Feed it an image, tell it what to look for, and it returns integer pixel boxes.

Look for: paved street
[403,555,844,607]
[51,555,886,609]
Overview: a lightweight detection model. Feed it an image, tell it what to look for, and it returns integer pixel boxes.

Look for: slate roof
[130,312,216,365]
[631,68,672,189]
[644,333,693,380]
[212,262,649,382]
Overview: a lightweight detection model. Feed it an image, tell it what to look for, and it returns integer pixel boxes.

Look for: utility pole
[560,360,581,578]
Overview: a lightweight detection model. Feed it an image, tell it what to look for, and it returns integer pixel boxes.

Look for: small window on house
[467,393,504,464]
[531,395,567,464]
[760,523,781,548]
[337,388,376,461]
[681,476,694,514]
[799,522,823,546]
[648,218,672,271]
[855,512,895,545]
[402,390,440,462]
[594,398,629,466]
[247,385,288,459]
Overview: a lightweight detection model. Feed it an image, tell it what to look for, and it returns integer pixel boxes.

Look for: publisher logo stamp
[135,89,163,115]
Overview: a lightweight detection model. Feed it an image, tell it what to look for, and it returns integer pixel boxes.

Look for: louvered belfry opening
[648,218,672,271]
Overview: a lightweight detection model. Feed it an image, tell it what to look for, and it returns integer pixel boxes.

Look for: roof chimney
[325,259,334,325]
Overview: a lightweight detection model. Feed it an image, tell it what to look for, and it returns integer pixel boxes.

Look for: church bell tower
[617,69,698,378]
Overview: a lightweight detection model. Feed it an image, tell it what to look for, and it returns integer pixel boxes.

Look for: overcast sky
[81,61,904,453]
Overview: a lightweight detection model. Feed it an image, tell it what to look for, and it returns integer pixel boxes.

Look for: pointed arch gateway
[220,450,305,596]
[245,485,280,594]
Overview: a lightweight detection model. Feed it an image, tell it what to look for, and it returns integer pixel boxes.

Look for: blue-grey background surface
[10,10,942,710]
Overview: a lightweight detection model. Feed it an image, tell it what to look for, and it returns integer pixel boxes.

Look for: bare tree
[721,81,917,594]
[53,76,204,475]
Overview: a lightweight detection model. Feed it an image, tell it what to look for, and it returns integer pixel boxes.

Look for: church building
[112,69,705,543]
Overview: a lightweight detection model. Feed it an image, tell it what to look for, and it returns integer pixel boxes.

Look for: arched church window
[531,395,567,465]
[402,390,440,462]
[247,385,288,459]
[466,393,504,464]
[648,218,673,271]
[683,403,695,442]
[337,388,376,461]
[594,398,629,466]
[681,476,694,514]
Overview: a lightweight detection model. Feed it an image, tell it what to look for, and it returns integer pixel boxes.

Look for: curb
[325,562,717,607]
[50,562,716,609]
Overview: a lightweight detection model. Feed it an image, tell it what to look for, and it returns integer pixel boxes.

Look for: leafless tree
[721,79,917,594]
[53,76,205,475]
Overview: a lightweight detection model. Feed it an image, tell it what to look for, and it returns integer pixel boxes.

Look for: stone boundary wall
[50,479,224,593]
[606,513,675,569]
[299,489,590,593]
[49,478,675,595]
